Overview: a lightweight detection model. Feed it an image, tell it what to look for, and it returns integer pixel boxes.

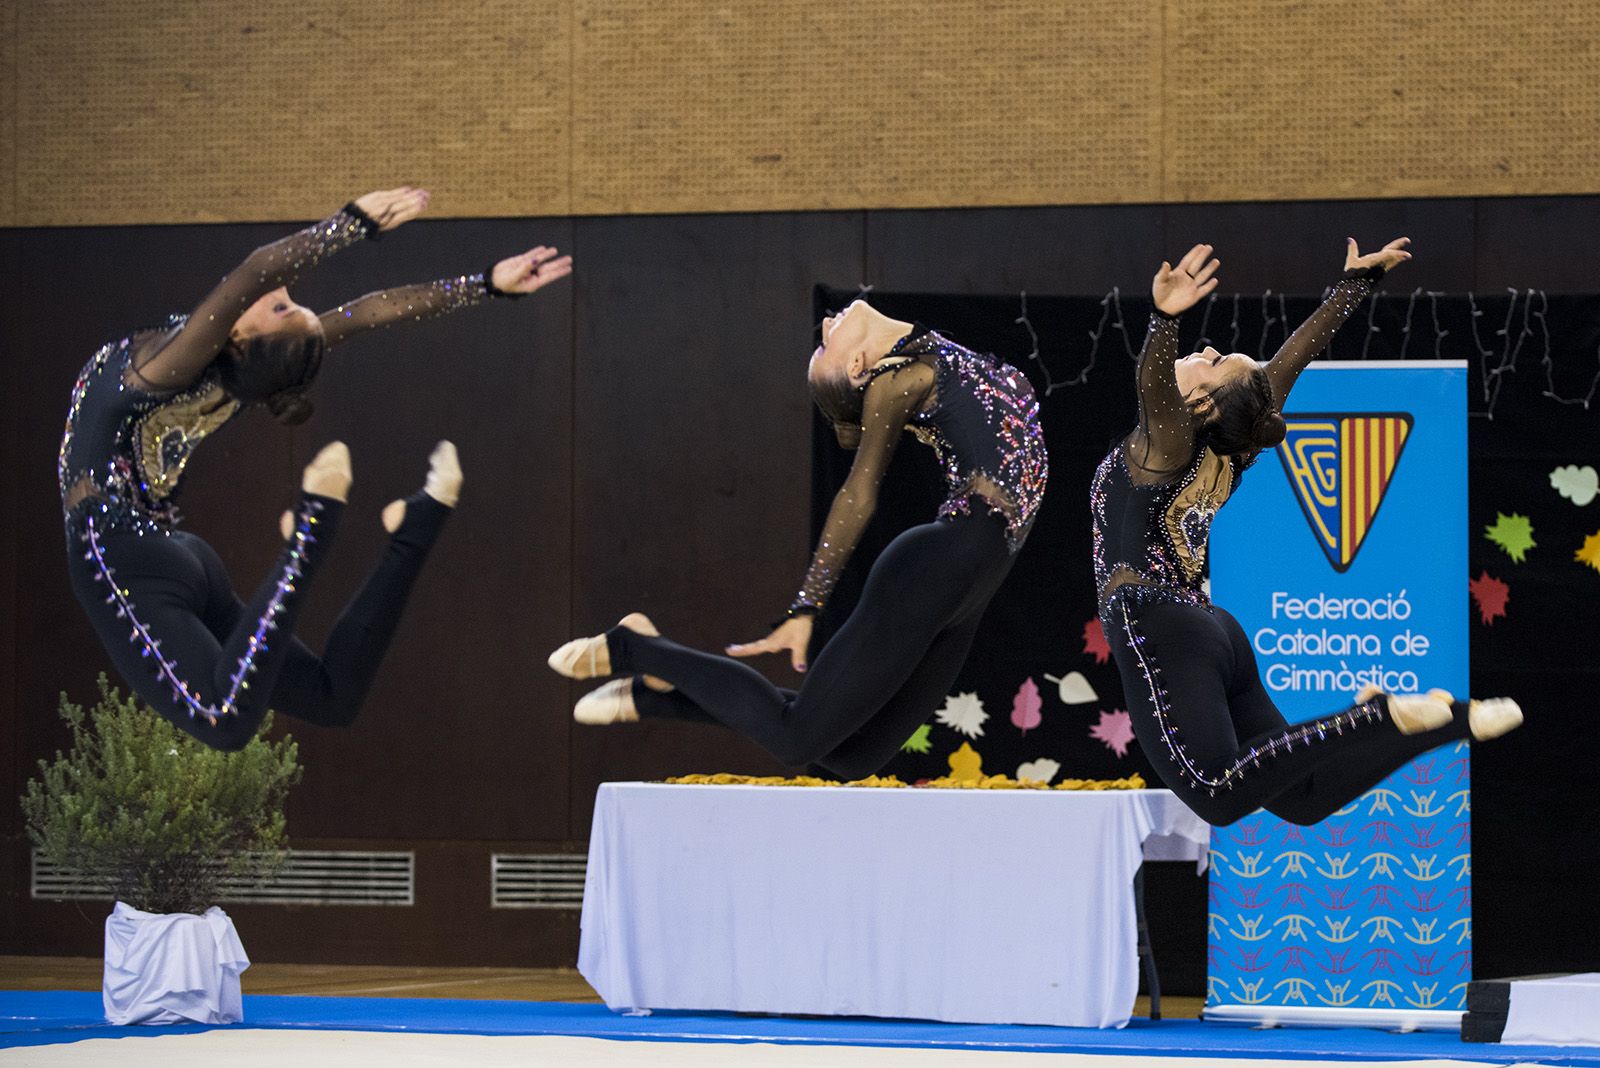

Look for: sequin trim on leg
[1112,585,1387,797]
[81,500,324,726]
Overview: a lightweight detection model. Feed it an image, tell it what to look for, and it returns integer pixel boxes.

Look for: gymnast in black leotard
[548,299,1046,780]
[60,187,572,750]
[1093,239,1521,826]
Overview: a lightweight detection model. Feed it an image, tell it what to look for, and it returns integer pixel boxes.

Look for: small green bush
[22,675,302,915]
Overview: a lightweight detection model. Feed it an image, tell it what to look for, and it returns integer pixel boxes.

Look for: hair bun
[267,390,315,426]
[1252,409,1287,449]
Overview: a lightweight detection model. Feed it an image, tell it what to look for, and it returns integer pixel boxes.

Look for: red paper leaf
[1083,617,1110,665]
[1468,571,1509,625]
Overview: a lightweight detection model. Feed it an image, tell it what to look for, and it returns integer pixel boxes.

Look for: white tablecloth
[103,902,249,1025]
[579,784,1207,1028]
[1503,973,1600,1046]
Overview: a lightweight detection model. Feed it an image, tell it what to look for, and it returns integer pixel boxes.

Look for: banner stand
[1206,1004,1462,1032]
[1207,362,1470,1031]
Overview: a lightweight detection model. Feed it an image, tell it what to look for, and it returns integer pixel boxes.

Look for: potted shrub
[22,675,301,1025]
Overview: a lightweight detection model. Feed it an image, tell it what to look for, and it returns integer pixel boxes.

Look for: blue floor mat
[2,990,1597,1063]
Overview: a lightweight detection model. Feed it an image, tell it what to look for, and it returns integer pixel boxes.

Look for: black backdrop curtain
[811,284,1600,981]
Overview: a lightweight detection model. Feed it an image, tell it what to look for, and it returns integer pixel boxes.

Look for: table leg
[1135,863,1161,1020]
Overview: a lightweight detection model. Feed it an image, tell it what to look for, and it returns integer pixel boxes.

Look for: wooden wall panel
[866,205,1166,296]
[1475,196,1600,291]
[10,0,570,226]
[570,0,1162,213]
[0,232,21,951]
[6,223,302,790]
[5,195,1597,971]
[1163,1,1600,202]
[1161,199,1479,293]
[268,218,577,842]
[0,2,16,227]
[12,839,583,966]
[14,1,1597,223]
[564,210,864,833]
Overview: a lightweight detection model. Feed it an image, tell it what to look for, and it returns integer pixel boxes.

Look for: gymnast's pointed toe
[302,440,353,502]
[1387,693,1452,735]
[548,634,609,679]
[1469,697,1523,741]
[575,679,639,726]
[547,614,661,680]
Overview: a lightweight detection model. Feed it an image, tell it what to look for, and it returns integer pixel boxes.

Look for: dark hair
[1197,363,1286,457]
[218,329,326,426]
[810,368,866,449]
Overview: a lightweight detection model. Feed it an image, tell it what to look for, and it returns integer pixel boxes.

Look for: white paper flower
[1017,758,1062,785]
[935,691,988,739]
[1551,464,1599,507]
[1043,671,1098,705]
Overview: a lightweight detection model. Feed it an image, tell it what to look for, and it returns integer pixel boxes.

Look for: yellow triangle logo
[1277,414,1413,573]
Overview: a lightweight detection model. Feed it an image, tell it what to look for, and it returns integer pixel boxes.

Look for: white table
[579,783,1207,1028]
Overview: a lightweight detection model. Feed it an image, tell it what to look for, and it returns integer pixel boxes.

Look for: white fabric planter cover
[103,901,250,1025]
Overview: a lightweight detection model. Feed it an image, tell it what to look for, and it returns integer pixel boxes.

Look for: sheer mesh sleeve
[319,273,492,347]
[1124,311,1192,478]
[129,209,375,392]
[789,360,936,614]
[1262,267,1382,408]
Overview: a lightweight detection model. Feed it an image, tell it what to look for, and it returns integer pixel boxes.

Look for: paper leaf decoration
[1082,617,1110,664]
[1011,678,1043,734]
[1043,671,1098,705]
[1468,571,1509,625]
[1484,513,1536,563]
[935,692,988,739]
[947,742,983,782]
[901,724,933,754]
[1551,465,1599,506]
[1017,758,1061,785]
[1090,709,1136,757]
[1578,531,1600,574]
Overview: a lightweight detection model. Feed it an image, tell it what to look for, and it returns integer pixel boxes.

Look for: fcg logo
[1277,414,1413,573]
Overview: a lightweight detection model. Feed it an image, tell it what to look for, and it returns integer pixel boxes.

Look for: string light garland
[1002,287,1600,418]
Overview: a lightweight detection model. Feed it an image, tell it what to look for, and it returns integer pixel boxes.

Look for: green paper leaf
[1484,512,1536,563]
[900,724,932,754]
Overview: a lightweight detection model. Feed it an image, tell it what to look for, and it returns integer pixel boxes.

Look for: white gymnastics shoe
[1356,685,1452,735]
[574,679,639,725]
[1468,697,1523,741]
[547,613,659,679]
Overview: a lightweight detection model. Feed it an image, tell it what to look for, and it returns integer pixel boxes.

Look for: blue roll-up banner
[1207,362,1469,1029]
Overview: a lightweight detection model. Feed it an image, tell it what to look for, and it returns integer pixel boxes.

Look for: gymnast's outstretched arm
[317,246,573,348]
[726,360,934,672]
[127,187,428,393]
[1125,243,1221,477]
[1261,236,1412,410]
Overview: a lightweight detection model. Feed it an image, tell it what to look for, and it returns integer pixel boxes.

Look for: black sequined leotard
[1079,265,1486,828]
[59,209,493,537]
[57,206,518,747]
[1091,271,1380,611]
[792,326,1047,613]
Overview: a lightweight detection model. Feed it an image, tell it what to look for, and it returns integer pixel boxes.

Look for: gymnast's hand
[1151,243,1221,317]
[491,246,575,295]
[726,615,813,673]
[351,186,431,231]
[1345,235,1412,274]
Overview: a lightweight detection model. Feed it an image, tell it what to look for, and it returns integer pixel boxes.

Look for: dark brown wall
[3,195,1596,980]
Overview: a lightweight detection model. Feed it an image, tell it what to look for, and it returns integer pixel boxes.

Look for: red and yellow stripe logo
[1279,413,1413,573]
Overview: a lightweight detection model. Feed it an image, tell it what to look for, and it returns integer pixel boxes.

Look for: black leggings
[67,492,449,751]
[609,513,1016,780]
[1104,584,1471,826]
